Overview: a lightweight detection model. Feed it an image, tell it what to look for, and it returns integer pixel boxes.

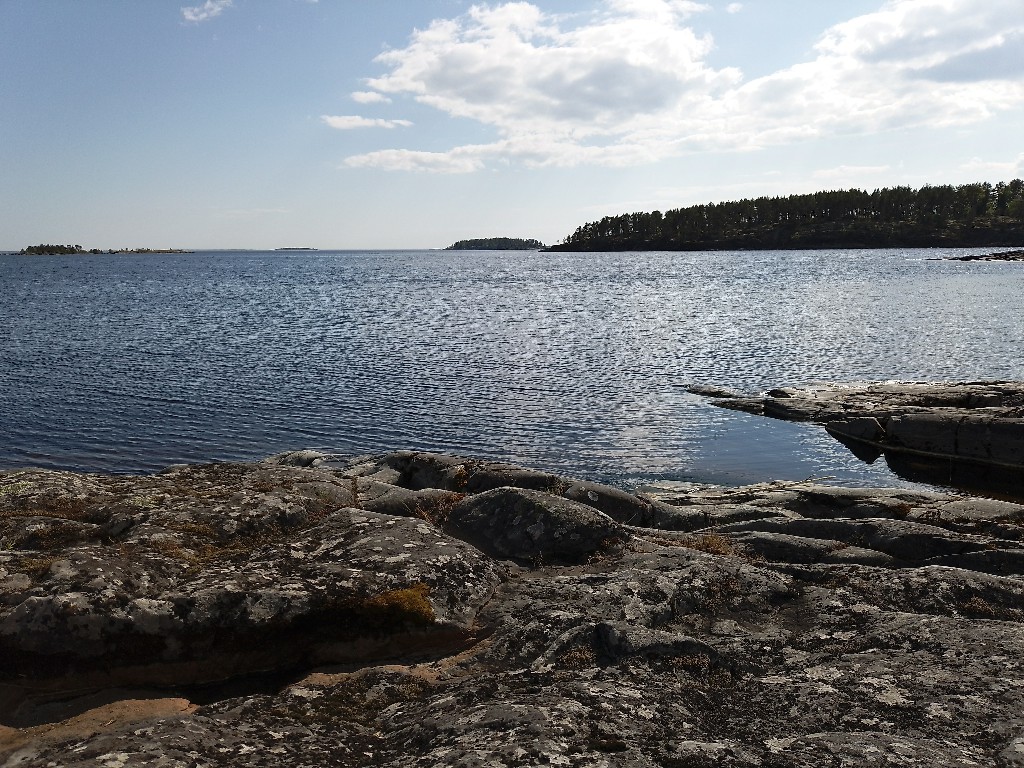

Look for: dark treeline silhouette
[445,237,546,250]
[19,244,191,255]
[551,180,1024,251]
[20,243,86,255]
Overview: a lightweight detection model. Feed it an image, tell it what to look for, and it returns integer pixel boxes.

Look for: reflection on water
[881,451,1024,501]
[1,248,1022,490]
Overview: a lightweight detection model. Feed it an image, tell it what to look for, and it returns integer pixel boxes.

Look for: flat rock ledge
[940,248,1024,262]
[2,450,1024,767]
[690,380,1024,499]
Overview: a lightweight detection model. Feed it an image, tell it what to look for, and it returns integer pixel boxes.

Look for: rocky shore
[3,448,1024,766]
[690,380,1024,499]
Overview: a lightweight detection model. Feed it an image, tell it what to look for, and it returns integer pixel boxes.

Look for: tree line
[445,237,546,250]
[19,244,191,255]
[551,180,1024,251]
[20,244,89,255]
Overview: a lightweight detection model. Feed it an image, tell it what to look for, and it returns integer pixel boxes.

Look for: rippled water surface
[2,248,1022,489]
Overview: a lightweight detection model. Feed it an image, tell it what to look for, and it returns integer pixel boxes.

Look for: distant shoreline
[16,245,194,255]
[548,179,1024,252]
[546,234,1024,252]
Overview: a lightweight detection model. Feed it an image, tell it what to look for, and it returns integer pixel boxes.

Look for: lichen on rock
[2,449,1024,766]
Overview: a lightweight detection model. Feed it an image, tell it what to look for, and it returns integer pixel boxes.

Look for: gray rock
[382,451,564,494]
[446,486,625,564]
[595,621,721,664]
[359,484,463,520]
[0,461,507,726]
[263,449,334,467]
[728,530,901,567]
[2,452,1024,767]
[922,548,1024,576]
[717,515,995,561]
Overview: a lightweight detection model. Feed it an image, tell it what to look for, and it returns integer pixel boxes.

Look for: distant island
[275,247,318,251]
[549,179,1024,251]
[19,244,192,255]
[445,237,546,250]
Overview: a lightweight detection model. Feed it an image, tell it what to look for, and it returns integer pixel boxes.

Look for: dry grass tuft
[362,583,436,626]
[651,532,749,560]
[685,533,741,556]
[1,492,94,522]
[21,521,87,551]
[12,555,59,579]
[413,492,465,528]
[960,595,996,617]
[449,465,470,489]
[558,645,597,669]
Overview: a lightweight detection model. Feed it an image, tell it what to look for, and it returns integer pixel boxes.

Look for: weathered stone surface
[2,451,1024,766]
[446,487,625,564]
[0,460,506,726]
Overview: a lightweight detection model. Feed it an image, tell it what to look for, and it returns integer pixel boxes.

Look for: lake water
[1,248,1022,491]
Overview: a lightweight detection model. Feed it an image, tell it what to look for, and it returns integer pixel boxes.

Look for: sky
[1,0,1022,250]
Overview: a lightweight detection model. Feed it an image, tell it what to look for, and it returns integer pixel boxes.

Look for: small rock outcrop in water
[943,248,1024,261]
[3,450,1024,766]
[693,380,1024,499]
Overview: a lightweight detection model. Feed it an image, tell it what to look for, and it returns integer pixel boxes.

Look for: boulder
[0,461,506,726]
[446,486,625,564]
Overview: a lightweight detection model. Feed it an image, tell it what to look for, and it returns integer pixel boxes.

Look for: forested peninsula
[445,237,545,250]
[19,244,192,255]
[550,180,1024,251]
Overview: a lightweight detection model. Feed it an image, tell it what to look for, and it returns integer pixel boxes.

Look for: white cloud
[812,164,891,182]
[959,154,1024,177]
[322,115,413,130]
[351,91,392,104]
[341,0,1024,172]
[181,0,232,23]
[726,3,743,13]
[603,0,709,21]
[344,147,486,173]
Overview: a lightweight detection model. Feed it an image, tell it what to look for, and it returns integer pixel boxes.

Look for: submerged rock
[2,450,1024,766]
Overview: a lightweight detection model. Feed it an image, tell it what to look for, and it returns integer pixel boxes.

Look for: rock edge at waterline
[689,380,1024,499]
[2,449,1024,767]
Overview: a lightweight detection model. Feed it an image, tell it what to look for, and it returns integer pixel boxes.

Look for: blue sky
[2,0,1022,249]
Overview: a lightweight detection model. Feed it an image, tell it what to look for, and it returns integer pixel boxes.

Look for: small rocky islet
[942,248,1024,262]
[3,386,1024,766]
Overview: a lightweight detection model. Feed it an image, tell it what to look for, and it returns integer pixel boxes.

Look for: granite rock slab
[2,451,1023,766]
